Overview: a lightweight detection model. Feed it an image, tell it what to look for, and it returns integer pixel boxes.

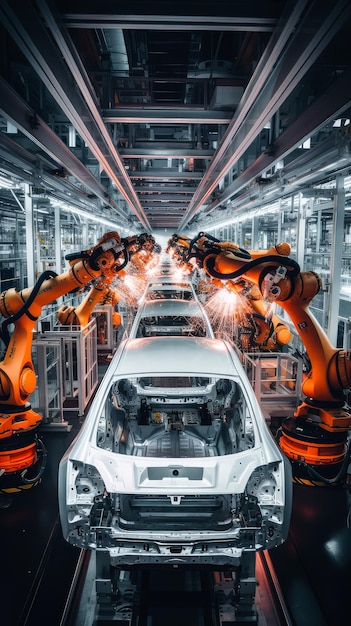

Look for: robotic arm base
[279,415,348,486]
[0,407,42,439]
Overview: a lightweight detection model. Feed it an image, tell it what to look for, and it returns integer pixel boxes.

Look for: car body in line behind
[129,298,215,338]
[140,266,196,299]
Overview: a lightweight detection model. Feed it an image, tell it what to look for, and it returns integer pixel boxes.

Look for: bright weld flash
[115,274,147,306]
[204,287,251,337]
[171,267,190,281]
[146,264,161,278]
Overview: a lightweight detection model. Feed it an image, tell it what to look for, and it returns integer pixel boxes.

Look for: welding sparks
[114,274,147,309]
[146,263,163,278]
[204,285,252,340]
[170,266,192,282]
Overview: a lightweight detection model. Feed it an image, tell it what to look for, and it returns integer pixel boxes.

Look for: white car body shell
[59,336,292,567]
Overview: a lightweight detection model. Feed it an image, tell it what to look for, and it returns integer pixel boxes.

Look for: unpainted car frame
[59,336,292,568]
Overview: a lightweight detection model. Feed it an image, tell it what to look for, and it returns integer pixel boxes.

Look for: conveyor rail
[57,548,292,626]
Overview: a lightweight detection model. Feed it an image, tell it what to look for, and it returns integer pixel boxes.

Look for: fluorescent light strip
[0,175,14,189]
[49,199,128,234]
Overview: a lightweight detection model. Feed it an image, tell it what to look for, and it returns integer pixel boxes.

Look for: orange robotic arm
[0,231,125,412]
[170,232,348,408]
[207,243,349,410]
[56,233,157,327]
[57,276,121,328]
[0,231,146,488]
[169,232,351,479]
[221,279,292,349]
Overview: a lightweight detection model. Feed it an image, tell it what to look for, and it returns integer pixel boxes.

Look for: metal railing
[242,352,303,408]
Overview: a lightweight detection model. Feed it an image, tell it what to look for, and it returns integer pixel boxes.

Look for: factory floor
[270,479,351,626]
[1,364,351,626]
[0,420,82,626]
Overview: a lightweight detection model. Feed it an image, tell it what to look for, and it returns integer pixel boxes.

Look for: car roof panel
[139,299,204,316]
[113,337,240,378]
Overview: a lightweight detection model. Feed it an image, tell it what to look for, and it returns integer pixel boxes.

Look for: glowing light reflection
[325,539,343,561]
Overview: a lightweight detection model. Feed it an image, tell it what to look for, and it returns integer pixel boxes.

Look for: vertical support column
[238,221,244,249]
[95,550,115,618]
[54,204,64,308]
[234,221,239,245]
[54,204,61,273]
[316,206,322,253]
[251,216,259,248]
[288,195,297,257]
[101,51,112,109]
[296,193,306,269]
[277,199,282,241]
[328,174,345,344]
[82,219,88,248]
[24,183,35,287]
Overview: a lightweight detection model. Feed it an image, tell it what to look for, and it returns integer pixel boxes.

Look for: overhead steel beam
[149,225,182,228]
[64,13,278,32]
[145,211,186,216]
[179,0,351,229]
[129,171,203,180]
[0,133,127,227]
[0,0,151,231]
[139,195,191,203]
[144,204,190,215]
[103,109,232,125]
[136,186,196,194]
[149,221,183,227]
[204,66,351,217]
[0,78,128,220]
[0,130,55,181]
[120,149,214,159]
[147,213,181,217]
[147,213,183,217]
[144,198,188,202]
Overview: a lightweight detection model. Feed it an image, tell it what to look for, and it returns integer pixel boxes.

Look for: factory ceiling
[0,0,351,234]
